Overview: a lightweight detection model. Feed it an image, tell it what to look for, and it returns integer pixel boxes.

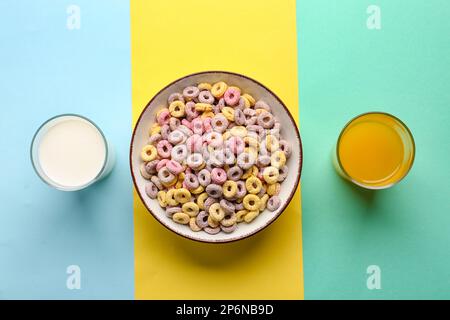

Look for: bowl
[130,71,302,243]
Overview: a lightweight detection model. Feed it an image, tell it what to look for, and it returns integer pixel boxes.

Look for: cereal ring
[186,153,204,169]
[207,215,220,228]
[205,184,223,198]
[246,124,265,141]
[244,210,259,223]
[192,118,204,135]
[184,173,199,190]
[279,140,292,158]
[267,195,281,211]
[204,226,220,234]
[235,180,247,198]
[237,152,256,170]
[157,109,170,126]
[257,155,271,168]
[221,212,237,227]
[234,108,246,126]
[166,160,184,175]
[160,124,170,140]
[196,192,208,210]
[158,167,176,184]
[265,135,279,152]
[257,112,275,129]
[157,190,167,207]
[235,202,244,211]
[174,188,191,204]
[243,109,257,125]
[156,140,172,159]
[149,123,161,136]
[203,117,212,132]
[210,168,227,185]
[178,124,193,137]
[259,194,269,211]
[211,114,229,133]
[169,101,186,118]
[230,125,247,138]
[243,194,261,211]
[224,88,240,106]
[166,206,181,218]
[211,81,228,98]
[245,176,263,194]
[241,93,255,106]
[141,145,157,162]
[263,166,280,184]
[190,185,204,195]
[167,92,184,104]
[169,117,180,131]
[227,166,243,181]
[151,175,164,190]
[189,217,202,232]
[171,144,188,162]
[183,86,200,100]
[182,202,200,217]
[156,159,168,171]
[168,130,184,145]
[148,133,162,146]
[196,211,209,228]
[205,131,223,148]
[145,182,158,199]
[209,203,225,222]
[278,165,288,182]
[267,183,281,196]
[198,82,212,91]
[198,90,215,104]
[165,189,179,206]
[194,103,213,112]
[181,119,193,130]
[223,148,236,165]
[203,197,217,212]
[201,111,215,119]
[140,163,152,179]
[226,136,244,154]
[173,212,190,225]
[237,96,248,109]
[270,150,286,169]
[221,224,237,233]
[219,199,235,214]
[236,210,248,222]
[197,169,211,187]
[255,100,271,111]
[222,180,237,198]
[186,134,203,153]
[221,107,235,121]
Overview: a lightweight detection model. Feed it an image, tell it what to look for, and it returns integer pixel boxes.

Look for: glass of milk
[31,114,115,191]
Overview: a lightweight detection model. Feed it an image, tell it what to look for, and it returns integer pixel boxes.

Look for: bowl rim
[130,70,303,243]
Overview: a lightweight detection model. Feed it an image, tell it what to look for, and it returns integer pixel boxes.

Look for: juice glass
[333,112,415,189]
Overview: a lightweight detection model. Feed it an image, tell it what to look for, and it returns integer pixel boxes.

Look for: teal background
[297,0,450,299]
[0,1,134,299]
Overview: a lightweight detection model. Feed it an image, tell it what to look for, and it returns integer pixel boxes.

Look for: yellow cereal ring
[251,165,259,176]
[173,212,190,225]
[198,82,212,91]
[221,213,237,227]
[244,210,259,223]
[157,191,167,208]
[141,145,157,162]
[156,107,169,118]
[190,185,204,195]
[255,108,269,116]
[245,176,262,194]
[263,166,279,184]
[229,86,241,94]
[244,136,259,149]
[169,100,186,118]
[196,192,208,210]
[230,125,247,138]
[267,183,281,196]
[236,210,248,223]
[175,180,183,189]
[242,93,256,106]
[201,111,215,119]
[174,188,191,204]
[222,131,232,141]
[182,202,200,217]
[265,135,280,152]
[178,172,185,181]
[259,194,269,211]
[211,81,228,98]
[243,194,261,211]
[149,123,161,136]
[209,203,225,222]
[271,150,286,169]
[162,178,177,188]
[165,189,179,206]
[223,180,237,198]
[194,103,213,112]
[221,107,235,121]
[244,147,258,159]
[241,96,251,108]
[189,217,202,232]
[207,215,219,228]
[241,167,254,180]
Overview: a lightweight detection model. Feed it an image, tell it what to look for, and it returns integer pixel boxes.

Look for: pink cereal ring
[186,134,203,153]
[203,118,212,132]
[157,109,170,126]
[156,159,169,171]
[211,168,227,185]
[224,88,241,106]
[226,136,244,154]
[181,119,193,129]
[156,140,172,159]
[185,101,199,120]
[166,160,184,175]
[192,118,204,135]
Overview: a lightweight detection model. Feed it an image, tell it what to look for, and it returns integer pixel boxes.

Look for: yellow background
[131,0,303,299]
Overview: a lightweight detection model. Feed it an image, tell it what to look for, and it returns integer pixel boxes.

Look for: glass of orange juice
[333,112,415,189]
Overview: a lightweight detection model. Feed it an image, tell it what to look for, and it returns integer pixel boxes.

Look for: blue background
[0,1,134,299]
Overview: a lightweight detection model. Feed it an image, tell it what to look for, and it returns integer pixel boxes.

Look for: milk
[35,115,109,189]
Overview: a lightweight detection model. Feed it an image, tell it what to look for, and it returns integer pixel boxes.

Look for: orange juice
[335,112,415,189]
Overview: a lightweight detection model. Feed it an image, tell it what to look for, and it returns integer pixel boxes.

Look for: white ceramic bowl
[130,71,302,243]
